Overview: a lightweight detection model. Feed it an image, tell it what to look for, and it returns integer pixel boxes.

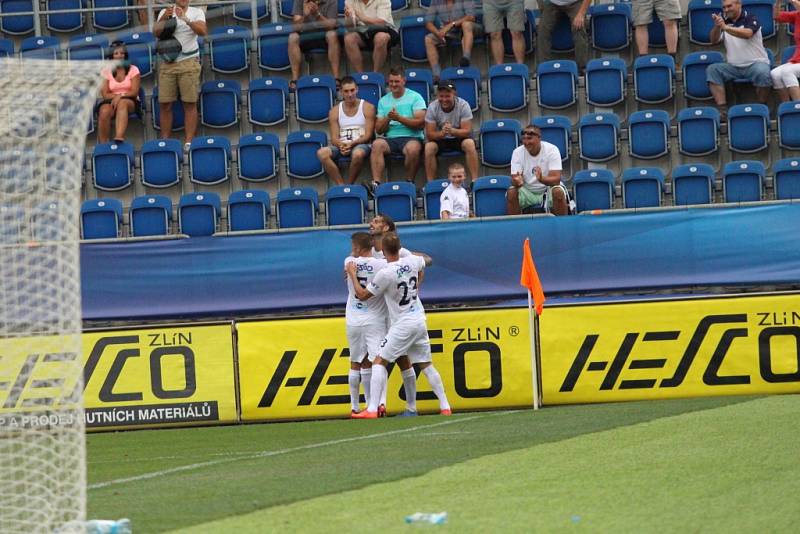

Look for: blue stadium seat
[20,35,60,59]
[440,66,481,111]
[278,0,292,18]
[532,115,571,162]
[682,51,724,101]
[0,204,24,244]
[536,60,578,110]
[406,68,433,102]
[773,158,800,200]
[354,72,385,108]
[200,80,241,128]
[119,31,155,78]
[585,58,627,107]
[67,34,108,61]
[648,12,667,47]
[45,144,81,192]
[778,101,800,151]
[728,103,769,154]
[326,184,369,225]
[578,113,620,163]
[47,0,83,32]
[152,85,185,132]
[573,169,616,212]
[0,38,14,57]
[92,0,129,31]
[0,0,35,35]
[633,54,675,104]
[473,175,510,217]
[228,189,271,231]
[248,77,288,126]
[782,45,797,64]
[209,25,251,74]
[479,119,521,168]
[722,160,764,202]
[81,198,123,239]
[672,163,715,206]
[141,139,183,189]
[628,110,671,160]
[0,144,35,194]
[375,182,417,222]
[189,136,232,185]
[588,3,632,51]
[622,167,665,208]
[179,192,221,237]
[238,133,280,182]
[677,107,720,157]
[233,0,268,22]
[488,63,529,113]
[400,15,428,62]
[392,0,409,10]
[130,195,172,237]
[743,0,775,39]
[688,0,722,45]
[423,179,449,220]
[286,130,327,179]
[92,142,134,192]
[295,74,336,123]
[277,187,319,228]
[258,23,291,71]
[31,200,69,242]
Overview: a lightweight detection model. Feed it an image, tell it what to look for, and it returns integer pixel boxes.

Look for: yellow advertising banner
[540,294,800,404]
[237,308,533,421]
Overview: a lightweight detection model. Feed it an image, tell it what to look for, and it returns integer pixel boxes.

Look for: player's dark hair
[340,75,356,88]
[378,214,396,232]
[389,65,405,78]
[382,232,401,256]
[351,231,372,252]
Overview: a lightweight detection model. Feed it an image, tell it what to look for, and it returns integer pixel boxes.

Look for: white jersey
[372,246,412,260]
[440,183,469,218]
[344,255,388,326]
[368,255,426,324]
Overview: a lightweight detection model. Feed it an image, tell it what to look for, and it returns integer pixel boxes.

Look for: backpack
[156,17,182,63]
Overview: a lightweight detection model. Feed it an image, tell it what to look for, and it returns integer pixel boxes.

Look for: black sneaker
[459,56,471,67]
[367,180,380,198]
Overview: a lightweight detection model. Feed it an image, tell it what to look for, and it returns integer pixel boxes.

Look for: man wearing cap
[507,124,570,216]
[423,80,478,183]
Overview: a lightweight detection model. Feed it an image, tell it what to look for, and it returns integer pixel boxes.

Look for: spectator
[771,0,800,102]
[536,0,590,68]
[424,0,480,79]
[370,67,427,189]
[154,0,207,150]
[707,0,772,119]
[343,0,399,73]
[97,43,141,144]
[507,125,569,216]
[484,0,526,65]
[633,0,681,61]
[423,80,478,182]
[137,0,171,28]
[317,76,376,185]
[440,163,470,219]
[288,0,341,90]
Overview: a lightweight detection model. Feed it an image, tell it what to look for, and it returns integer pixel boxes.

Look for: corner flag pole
[520,238,545,410]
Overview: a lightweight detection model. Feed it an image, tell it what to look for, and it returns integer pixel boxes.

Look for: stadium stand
[479,119,521,168]
[81,198,123,239]
[588,2,632,52]
[238,133,280,182]
[374,182,417,222]
[585,58,627,107]
[671,163,716,206]
[573,169,616,212]
[189,136,232,186]
[773,158,800,200]
[277,187,319,228]
[178,192,221,237]
[285,130,327,180]
[722,160,765,203]
[440,66,481,112]
[622,167,666,209]
[228,189,271,231]
[92,142,135,192]
[536,60,578,110]
[325,184,369,225]
[578,113,620,163]
[200,80,241,129]
[247,77,289,126]
[406,68,434,103]
[141,139,183,189]
[353,71,386,108]
[130,195,172,237]
[531,115,571,162]
[472,175,511,217]
[488,63,529,113]
[47,0,83,33]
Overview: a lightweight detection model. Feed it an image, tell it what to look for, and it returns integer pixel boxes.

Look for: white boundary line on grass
[89,411,520,490]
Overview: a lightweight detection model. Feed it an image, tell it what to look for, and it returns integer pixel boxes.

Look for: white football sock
[368,365,388,413]
[348,370,361,411]
[360,368,372,407]
[380,369,388,406]
[401,367,417,412]
[422,365,450,411]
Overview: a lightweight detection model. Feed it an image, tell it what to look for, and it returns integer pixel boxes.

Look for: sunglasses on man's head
[522,131,540,138]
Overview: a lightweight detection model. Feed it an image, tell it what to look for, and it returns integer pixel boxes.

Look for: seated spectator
[343,0,398,73]
[370,67,427,188]
[507,125,569,216]
[707,0,772,118]
[423,80,478,182]
[634,0,681,62]
[97,43,141,144]
[771,0,800,102]
[424,0,480,79]
[485,0,525,64]
[317,76,376,185]
[288,0,341,90]
[440,162,470,219]
[536,0,590,68]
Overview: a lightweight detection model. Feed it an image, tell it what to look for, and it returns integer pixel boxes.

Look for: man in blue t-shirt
[370,66,427,189]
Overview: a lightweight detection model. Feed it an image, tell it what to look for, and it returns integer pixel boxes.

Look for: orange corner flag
[520,238,545,315]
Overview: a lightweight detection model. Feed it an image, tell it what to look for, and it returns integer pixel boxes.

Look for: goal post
[0,58,104,533]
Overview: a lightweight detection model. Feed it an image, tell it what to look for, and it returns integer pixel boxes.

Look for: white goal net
[0,58,104,533]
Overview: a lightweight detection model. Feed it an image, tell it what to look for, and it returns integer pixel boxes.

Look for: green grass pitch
[87,395,800,532]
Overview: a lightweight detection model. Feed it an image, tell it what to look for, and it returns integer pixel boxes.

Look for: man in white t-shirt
[440,162,470,219]
[507,124,569,216]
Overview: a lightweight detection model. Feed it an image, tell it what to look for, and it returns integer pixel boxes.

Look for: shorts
[483,0,526,34]
[385,136,422,155]
[296,30,335,52]
[427,23,485,44]
[632,0,682,26]
[96,96,142,116]
[428,137,464,153]
[706,62,773,88]
[331,144,372,159]
[349,26,400,49]
[516,183,571,211]
[158,57,201,103]
[378,319,432,363]
[346,323,386,363]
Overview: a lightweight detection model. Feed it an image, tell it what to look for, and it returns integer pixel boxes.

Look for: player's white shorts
[346,323,385,363]
[378,319,432,364]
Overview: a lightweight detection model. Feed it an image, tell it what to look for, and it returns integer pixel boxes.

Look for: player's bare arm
[345,261,374,301]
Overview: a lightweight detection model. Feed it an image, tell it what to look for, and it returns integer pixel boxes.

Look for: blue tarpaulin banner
[81,204,800,320]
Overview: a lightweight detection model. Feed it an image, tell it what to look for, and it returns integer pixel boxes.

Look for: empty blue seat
[406,68,434,102]
[0,204,24,244]
[423,179,449,220]
[278,0,293,18]
[31,200,69,242]
[688,0,722,45]
[238,133,280,182]
[628,110,671,160]
[479,119,521,168]
[354,71,385,108]
[473,175,511,217]
[743,0,775,39]
[589,3,632,51]
[392,0,409,11]
[92,0,129,31]
[573,169,615,212]
[648,12,667,47]
[326,184,369,225]
[119,31,155,78]
[233,0,268,22]
[682,51,724,101]
[152,85,185,132]
[677,107,719,156]
[722,160,764,202]
[400,15,428,62]
[20,35,60,59]
[277,187,319,228]
[0,0,35,35]
[0,38,14,57]
[81,198,123,239]
[47,0,83,32]
[286,130,327,179]
[488,63,529,113]
[67,34,108,61]
[179,192,221,237]
[578,113,620,163]
[130,195,172,237]
[45,144,82,191]
[622,167,665,208]
[633,54,675,104]
[440,66,481,111]
[209,25,251,74]
[536,60,578,110]
[93,142,134,191]
[778,101,800,151]
[0,144,35,195]
[141,139,183,189]
[375,182,417,222]
[585,58,627,107]
[248,77,289,126]
[258,22,291,71]
[200,79,241,128]
[782,45,797,65]
[532,115,571,162]
[551,10,575,52]
[295,74,336,123]
[672,163,715,206]
[228,189,271,231]
[773,158,800,200]
[728,103,769,154]
[189,136,232,185]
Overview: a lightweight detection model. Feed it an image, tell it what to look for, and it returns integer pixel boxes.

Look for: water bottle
[404,512,448,525]
[85,518,132,534]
